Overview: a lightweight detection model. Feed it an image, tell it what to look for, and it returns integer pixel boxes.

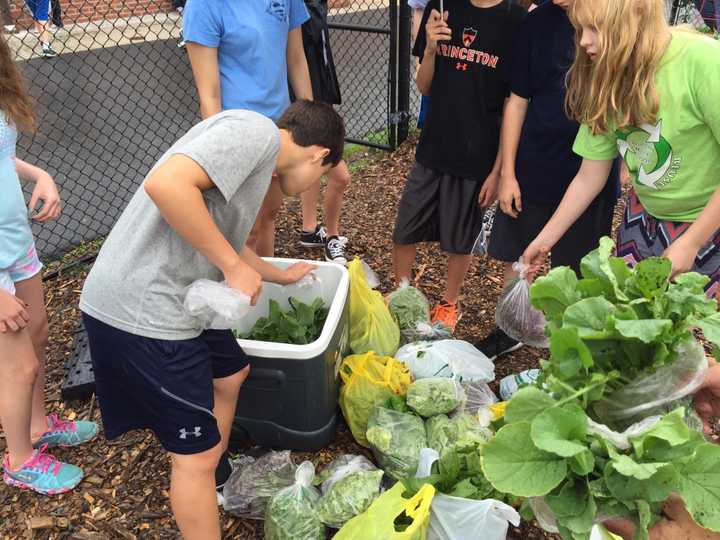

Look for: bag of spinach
[264,461,325,540]
[387,280,431,342]
[495,260,549,348]
[316,455,384,528]
[407,378,464,417]
[366,397,427,481]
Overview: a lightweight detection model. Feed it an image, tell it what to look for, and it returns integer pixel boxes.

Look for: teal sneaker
[3,444,83,495]
[33,414,99,448]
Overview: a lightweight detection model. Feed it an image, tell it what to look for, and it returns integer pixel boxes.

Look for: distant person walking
[25,0,57,57]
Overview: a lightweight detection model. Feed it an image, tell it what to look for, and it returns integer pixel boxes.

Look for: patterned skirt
[616,189,720,299]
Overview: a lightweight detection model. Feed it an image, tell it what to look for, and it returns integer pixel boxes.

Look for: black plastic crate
[61,322,96,401]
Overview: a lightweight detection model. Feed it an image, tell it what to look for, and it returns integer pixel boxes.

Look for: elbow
[144,174,164,203]
[416,79,430,97]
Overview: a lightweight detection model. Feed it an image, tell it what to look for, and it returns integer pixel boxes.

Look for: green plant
[238,297,329,345]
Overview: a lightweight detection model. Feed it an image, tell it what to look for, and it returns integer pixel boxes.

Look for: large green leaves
[504,387,558,424]
[677,443,720,532]
[530,267,582,323]
[482,422,567,497]
[531,405,588,458]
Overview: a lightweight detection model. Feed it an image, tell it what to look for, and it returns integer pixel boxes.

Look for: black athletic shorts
[82,314,249,455]
[487,194,616,274]
[393,161,484,254]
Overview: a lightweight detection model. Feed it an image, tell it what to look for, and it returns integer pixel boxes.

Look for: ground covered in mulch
[1,135,580,539]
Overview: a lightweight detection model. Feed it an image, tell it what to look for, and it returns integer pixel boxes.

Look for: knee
[30,317,49,350]
[330,170,351,191]
[214,365,250,395]
[172,443,224,476]
[8,353,40,386]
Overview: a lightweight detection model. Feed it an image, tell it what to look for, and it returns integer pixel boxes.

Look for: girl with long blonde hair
[524,0,720,298]
[0,33,97,495]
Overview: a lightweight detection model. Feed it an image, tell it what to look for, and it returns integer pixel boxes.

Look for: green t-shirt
[573,30,720,222]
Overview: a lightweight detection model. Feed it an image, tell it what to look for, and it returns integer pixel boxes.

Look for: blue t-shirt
[0,115,32,268]
[510,3,618,204]
[183,0,309,120]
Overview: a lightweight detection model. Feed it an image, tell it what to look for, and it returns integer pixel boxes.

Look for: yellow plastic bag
[339,352,412,447]
[334,483,435,540]
[348,258,400,356]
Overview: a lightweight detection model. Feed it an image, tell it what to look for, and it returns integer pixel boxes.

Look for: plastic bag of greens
[395,340,494,383]
[223,450,296,519]
[428,494,520,540]
[425,415,456,456]
[184,279,251,330]
[407,378,464,417]
[264,461,325,540]
[366,400,427,481]
[426,414,492,457]
[495,260,549,348]
[593,338,708,428]
[388,280,431,333]
[453,381,498,418]
[316,456,384,528]
[401,321,454,344]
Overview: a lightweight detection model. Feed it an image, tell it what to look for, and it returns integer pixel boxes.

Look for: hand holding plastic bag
[495,260,549,348]
[223,450,296,519]
[264,461,325,540]
[184,279,251,330]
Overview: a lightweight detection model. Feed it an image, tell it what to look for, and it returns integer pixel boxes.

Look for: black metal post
[388,0,399,150]
[397,0,412,146]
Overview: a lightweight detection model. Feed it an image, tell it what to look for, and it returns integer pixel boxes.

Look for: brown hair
[277,100,345,167]
[0,34,35,131]
[565,0,669,134]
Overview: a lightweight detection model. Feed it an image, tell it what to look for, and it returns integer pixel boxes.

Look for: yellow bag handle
[403,484,435,523]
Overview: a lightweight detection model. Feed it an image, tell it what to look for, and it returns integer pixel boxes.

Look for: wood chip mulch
[1,134,609,539]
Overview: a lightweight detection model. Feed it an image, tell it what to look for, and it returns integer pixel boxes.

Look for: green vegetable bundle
[407,377,463,417]
[264,461,325,540]
[480,237,720,540]
[316,469,384,529]
[366,398,427,481]
[386,280,431,340]
[239,297,329,345]
[426,414,493,458]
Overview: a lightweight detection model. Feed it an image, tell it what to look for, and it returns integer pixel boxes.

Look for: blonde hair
[0,34,35,131]
[565,0,669,134]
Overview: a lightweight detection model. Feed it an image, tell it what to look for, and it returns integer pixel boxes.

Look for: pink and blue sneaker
[33,414,99,448]
[3,444,83,495]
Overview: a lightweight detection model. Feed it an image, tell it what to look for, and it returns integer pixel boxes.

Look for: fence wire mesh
[3,0,414,264]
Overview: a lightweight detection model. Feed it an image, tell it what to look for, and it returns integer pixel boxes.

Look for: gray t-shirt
[80,110,279,340]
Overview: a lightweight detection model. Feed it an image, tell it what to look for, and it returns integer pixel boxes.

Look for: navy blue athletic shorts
[82,313,249,455]
[25,0,49,21]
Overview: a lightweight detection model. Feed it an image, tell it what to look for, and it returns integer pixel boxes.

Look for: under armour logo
[179,427,202,439]
[456,62,468,71]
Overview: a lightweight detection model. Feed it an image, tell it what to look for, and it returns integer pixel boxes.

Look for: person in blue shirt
[474,0,619,361]
[183,0,313,258]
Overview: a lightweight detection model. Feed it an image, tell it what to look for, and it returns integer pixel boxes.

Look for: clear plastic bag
[593,338,708,427]
[223,450,296,519]
[428,494,520,540]
[387,279,431,334]
[394,340,495,383]
[401,321,454,344]
[453,381,498,418]
[264,461,325,540]
[366,405,427,481]
[495,261,549,348]
[316,456,383,529]
[184,279,251,330]
[471,205,497,257]
[407,377,465,417]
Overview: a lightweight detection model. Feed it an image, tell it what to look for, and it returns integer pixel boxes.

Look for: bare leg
[0,327,38,470]
[247,179,284,257]
[324,161,350,237]
[212,366,248,451]
[300,180,322,233]
[444,254,473,304]
[170,444,223,540]
[14,274,51,439]
[393,243,416,286]
[34,19,50,46]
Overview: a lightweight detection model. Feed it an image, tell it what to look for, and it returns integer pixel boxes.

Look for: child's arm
[416,9,450,96]
[15,158,61,222]
[663,186,720,278]
[522,158,614,272]
[144,154,264,303]
[497,93,529,218]
[287,27,313,100]
[238,245,314,285]
[186,43,222,119]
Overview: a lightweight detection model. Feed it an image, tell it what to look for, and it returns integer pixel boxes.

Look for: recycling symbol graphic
[615,120,675,190]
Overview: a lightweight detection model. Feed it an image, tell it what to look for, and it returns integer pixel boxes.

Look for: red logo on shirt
[462,27,477,47]
[456,62,468,71]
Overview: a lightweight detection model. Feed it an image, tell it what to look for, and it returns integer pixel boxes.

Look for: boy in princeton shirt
[392,0,524,332]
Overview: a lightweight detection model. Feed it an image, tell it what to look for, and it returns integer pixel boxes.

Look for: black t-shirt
[413,0,525,181]
[510,3,618,203]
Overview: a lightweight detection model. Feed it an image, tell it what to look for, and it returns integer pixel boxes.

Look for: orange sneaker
[431,300,461,333]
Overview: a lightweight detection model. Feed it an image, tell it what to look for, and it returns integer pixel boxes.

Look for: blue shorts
[25,0,49,21]
[82,314,250,455]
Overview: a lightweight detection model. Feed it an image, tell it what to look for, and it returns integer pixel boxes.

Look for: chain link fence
[4,0,415,265]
